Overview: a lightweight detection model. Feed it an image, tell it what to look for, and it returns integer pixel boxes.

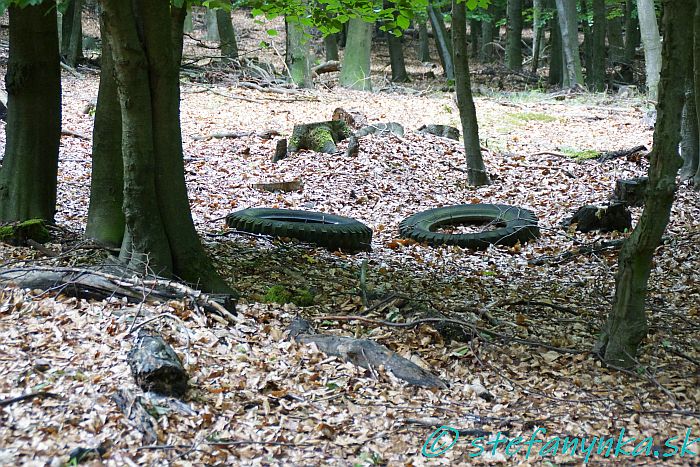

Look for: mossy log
[0,219,51,246]
[287,120,351,154]
[128,332,188,397]
[417,124,460,140]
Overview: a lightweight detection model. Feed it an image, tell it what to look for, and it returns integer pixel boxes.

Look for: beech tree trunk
[531,0,544,73]
[479,15,495,63]
[637,0,661,100]
[339,19,373,90]
[286,17,313,88]
[86,14,124,247]
[61,0,84,67]
[595,0,693,368]
[99,0,233,293]
[216,9,239,60]
[388,33,410,82]
[505,0,523,70]
[607,5,625,63]
[590,0,606,91]
[680,81,699,181]
[452,0,490,187]
[0,4,61,223]
[428,1,454,80]
[693,0,700,188]
[549,2,563,86]
[418,20,431,62]
[556,0,584,87]
[324,34,339,61]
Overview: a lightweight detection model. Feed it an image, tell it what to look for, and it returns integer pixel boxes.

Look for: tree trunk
[86,14,124,247]
[61,0,84,67]
[607,7,625,63]
[580,0,593,86]
[0,4,61,223]
[286,17,313,88]
[680,81,699,180]
[339,18,373,90]
[324,34,339,61]
[216,9,239,60]
[418,20,431,61]
[388,33,410,82]
[555,0,584,87]
[428,1,454,80]
[531,0,544,73]
[99,0,233,293]
[693,0,700,188]
[549,3,563,86]
[590,0,606,91]
[452,0,490,187]
[505,0,523,69]
[595,0,693,368]
[470,19,480,57]
[171,3,187,67]
[479,16,495,63]
[205,8,219,41]
[637,0,661,100]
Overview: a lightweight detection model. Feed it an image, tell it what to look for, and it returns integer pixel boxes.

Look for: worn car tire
[399,204,539,249]
[226,208,372,252]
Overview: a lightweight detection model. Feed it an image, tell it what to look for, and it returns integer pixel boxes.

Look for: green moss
[507,112,557,123]
[561,147,601,161]
[0,219,51,245]
[263,285,314,307]
[308,126,336,153]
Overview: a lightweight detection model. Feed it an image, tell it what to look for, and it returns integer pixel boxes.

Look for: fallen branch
[597,145,647,163]
[529,239,627,266]
[312,60,340,76]
[61,129,89,140]
[192,130,280,141]
[0,391,61,407]
[287,317,447,388]
[0,266,237,323]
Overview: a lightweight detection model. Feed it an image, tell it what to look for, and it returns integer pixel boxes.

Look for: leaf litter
[0,10,698,466]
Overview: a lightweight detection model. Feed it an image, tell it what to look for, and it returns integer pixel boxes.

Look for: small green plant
[263,285,314,307]
[561,146,600,161]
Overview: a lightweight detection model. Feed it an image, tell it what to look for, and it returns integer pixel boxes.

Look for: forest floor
[1,9,699,467]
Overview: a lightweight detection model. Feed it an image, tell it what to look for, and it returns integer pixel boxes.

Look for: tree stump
[417,124,460,140]
[287,120,351,154]
[0,219,51,246]
[612,177,648,207]
[127,332,188,397]
[272,138,287,162]
[566,203,632,233]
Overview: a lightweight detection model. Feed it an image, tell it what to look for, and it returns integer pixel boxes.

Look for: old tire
[399,204,539,249]
[226,208,372,252]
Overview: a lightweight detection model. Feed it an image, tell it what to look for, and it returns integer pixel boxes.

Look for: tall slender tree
[637,0,661,100]
[339,18,373,90]
[595,0,693,368]
[505,0,523,69]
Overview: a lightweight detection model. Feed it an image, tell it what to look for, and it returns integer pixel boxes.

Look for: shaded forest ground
[0,10,698,466]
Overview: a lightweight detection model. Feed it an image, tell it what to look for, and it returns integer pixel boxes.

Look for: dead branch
[192,130,280,141]
[312,60,341,76]
[597,145,647,162]
[61,129,89,140]
[0,266,237,323]
[0,391,61,407]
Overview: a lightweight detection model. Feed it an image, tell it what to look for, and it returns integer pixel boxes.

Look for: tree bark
[418,20,431,61]
[205,8,219,41]
[285,17,313,88]
[388,33,410,82]
[428,1,454,80]
[549,2,563,86]
[556,0,584,87]
[607,6,625,63]
[505,0,523,70]
[216,9,239,60]
[479,16,495,63]
[61,0,84,67]
[470,19,480,57]
[452,0,490,186]
[86,14,124,247]
[531,0,544,73]
[694,0,700,188]
[99,0,233,293]
[590,0,606,91]
[595,0,693,368]
[0,4,61,223]
[637,0,661,100]
[339,18,373,90]
[324,34,339,61]
[680,75,698,181]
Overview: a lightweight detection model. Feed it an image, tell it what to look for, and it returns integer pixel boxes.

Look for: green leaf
[396,14,410,29]
[266,29,279,36]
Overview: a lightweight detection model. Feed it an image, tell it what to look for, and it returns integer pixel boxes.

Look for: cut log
[612,177,648,207]
[287,317,446,389]
[287,120,351,154]
[128,332,188,397]
[417,124,460,140]
[565,203,632,233]
[331,107,368,130]
[355,122,405,137]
